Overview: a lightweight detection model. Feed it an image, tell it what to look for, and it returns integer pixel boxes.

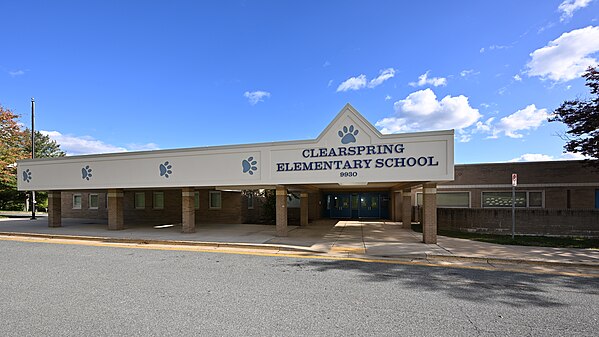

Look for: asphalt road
[0,240,597,337]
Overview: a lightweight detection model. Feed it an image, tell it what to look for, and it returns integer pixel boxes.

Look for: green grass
[411,224,599,249]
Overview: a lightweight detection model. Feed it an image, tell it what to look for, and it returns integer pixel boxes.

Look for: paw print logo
[242,157,258,175]
[81,165,92,180]
[338,125,359,144]
[159,161,173,178]
[22,169,32,182]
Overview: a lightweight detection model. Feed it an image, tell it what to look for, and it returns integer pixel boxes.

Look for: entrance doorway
[325,192,389,219]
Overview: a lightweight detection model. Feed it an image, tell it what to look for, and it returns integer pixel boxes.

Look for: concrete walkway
[1,217,598,273]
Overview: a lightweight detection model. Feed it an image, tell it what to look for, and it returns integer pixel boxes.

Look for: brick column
[107,189,124,230]
[402,189,412,229]
[47,191,62,227]
[275,186,288,236]
[300,192,309,226]
[182,188,195,233]
[422,182,437,244]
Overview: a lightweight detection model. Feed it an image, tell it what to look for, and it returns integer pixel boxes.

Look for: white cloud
[367,68,395,88]
[336,74,367,92]
[243,90,271,105]
[409,71,447,87]
[526,26,599,82]
[480,45,511,53]
[375,88,481,133]
[40,130,159,156]
[336,68,395,92]
[327,79,333,87]
[513,74,522,81]
[492,104,550,138]
[8,70,25,77]
[509,152,587,162]
[558,0,593,22]
[385,95,392,101]
[460,69,479,77]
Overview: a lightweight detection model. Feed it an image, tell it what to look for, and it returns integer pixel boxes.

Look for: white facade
[17,104,454,191]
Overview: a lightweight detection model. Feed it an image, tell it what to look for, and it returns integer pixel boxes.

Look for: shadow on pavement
[291,259,599,308]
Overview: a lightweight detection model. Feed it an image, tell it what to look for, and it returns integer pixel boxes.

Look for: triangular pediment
[316,103,383,147]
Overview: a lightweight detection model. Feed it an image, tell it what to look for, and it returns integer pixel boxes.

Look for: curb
[1,231,598,271]
[0,231,317,254]
[425,254,599,269]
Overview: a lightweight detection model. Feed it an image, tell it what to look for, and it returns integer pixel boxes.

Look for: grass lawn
[411,224,599,249]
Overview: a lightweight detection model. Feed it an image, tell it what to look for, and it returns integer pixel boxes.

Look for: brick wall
[438,208,599,237]
[61,191,108,219]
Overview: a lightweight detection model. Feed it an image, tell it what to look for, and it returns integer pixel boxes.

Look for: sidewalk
[1,217,598,275]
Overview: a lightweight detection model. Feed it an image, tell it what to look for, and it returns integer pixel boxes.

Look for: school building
[17,104,599,241]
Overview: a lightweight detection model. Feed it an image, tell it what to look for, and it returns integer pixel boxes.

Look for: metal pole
[30,98,36,220]
[511,185,515,239]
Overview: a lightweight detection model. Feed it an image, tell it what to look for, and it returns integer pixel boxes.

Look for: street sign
[512,173,517,187]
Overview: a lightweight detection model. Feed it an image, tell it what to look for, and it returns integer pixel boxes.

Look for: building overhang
[17,104,455,191]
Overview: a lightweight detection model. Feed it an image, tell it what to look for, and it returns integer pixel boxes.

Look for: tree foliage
[23,129,66,158]
[0,104,27,209]
[550,66,599,166]
[0,103,66,210]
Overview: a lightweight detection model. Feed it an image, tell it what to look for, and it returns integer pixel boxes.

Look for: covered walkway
[2,217,598,266]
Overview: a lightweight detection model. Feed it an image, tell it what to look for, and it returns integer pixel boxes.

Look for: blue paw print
[338,125,359,144]
[81,165,92,180]
[159,161,173,178]
[22,169,32,182]
[242,157,258,175]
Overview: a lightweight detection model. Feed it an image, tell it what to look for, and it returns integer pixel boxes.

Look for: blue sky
[1,0,598,164]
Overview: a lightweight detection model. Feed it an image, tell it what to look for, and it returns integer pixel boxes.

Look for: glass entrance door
[359,193,380,218]
[330,194,351,218]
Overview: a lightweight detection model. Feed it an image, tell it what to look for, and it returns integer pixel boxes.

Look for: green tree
[22,129,66,158]
[550,66,599,166]
[0,104,27,210]
[0,104,67,210]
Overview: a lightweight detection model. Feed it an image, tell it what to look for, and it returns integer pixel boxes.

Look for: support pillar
[300,192,309,226]
[402,189,412,229]
[47,191,62,227]
[275,186,288,236]
[182,188,195,233]
[422,182,437,244]
[107,189,124,230]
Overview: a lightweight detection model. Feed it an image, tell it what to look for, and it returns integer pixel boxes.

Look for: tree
[0,104,27,210]
[22,129,66,158]
[550,66,599,167]
[0,104,66,210]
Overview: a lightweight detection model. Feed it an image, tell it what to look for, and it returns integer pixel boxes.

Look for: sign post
[511,173,517,239]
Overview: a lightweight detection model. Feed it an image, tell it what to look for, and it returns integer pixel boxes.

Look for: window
[73,194,82,209]
[209,191,221,209]
[416,192,470,208]
[482,191,543,208]
[153,192,164,209]
[134,192,145,209]
[89,194,99,209]
[247,192,254,209]
[194,191,200,210]
[287,193,300,208]
[529,192,543,207]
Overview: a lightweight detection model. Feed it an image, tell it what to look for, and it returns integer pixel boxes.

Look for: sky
[1,0,599,164]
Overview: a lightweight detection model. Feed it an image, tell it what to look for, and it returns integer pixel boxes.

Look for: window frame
[134,192,145,209]
[194,191,200,210]
[153,191,164,210]
[209,191,221,209]
[72,194,82,209]
[89,193,99,209]
[481,190,544,208]
[416,191,471,208]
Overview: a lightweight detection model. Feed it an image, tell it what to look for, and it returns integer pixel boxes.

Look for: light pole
[30,98,36,220]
